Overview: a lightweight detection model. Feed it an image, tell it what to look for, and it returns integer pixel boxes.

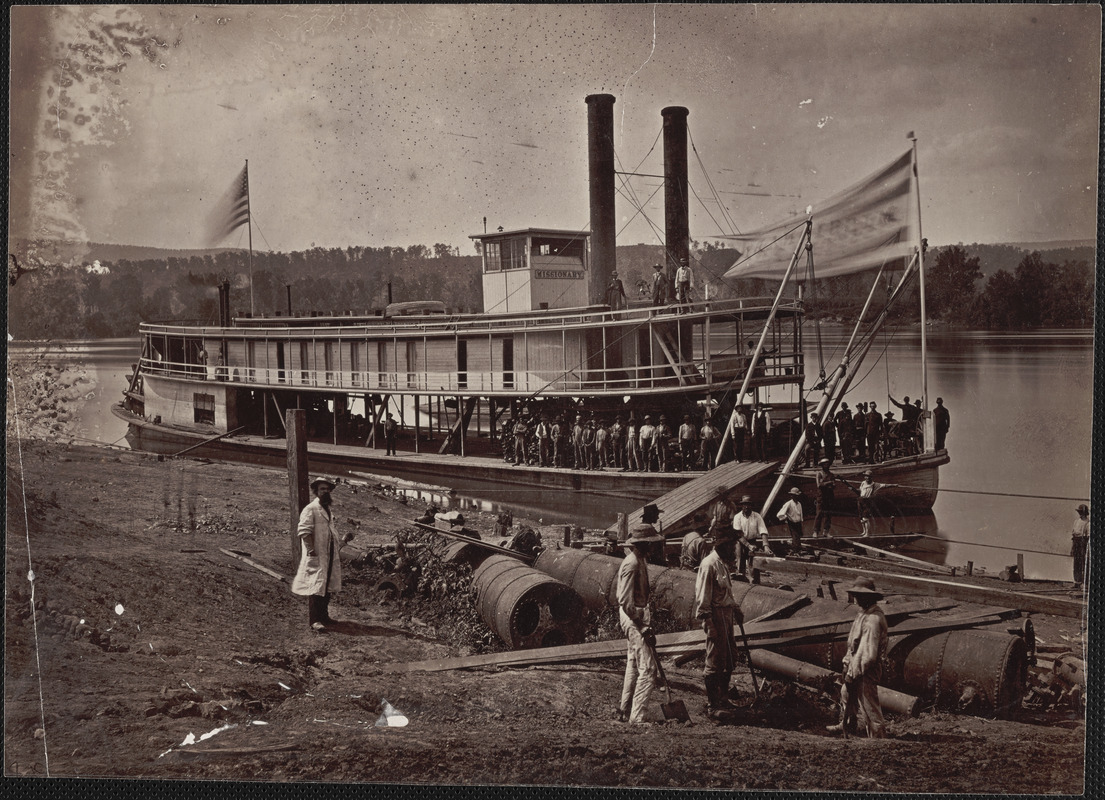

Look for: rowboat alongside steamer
[114,95,948,516]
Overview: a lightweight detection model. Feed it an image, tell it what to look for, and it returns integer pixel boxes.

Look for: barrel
[472,555,586,649]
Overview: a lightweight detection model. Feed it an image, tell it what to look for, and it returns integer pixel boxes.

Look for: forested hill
[5,238,1095,339]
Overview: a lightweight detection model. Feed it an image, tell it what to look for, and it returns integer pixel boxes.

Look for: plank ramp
[607,459,780,537]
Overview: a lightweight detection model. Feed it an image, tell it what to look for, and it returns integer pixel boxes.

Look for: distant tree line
[6,239,1094,340]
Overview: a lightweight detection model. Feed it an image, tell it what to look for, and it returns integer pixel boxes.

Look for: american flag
[206,163,250,245]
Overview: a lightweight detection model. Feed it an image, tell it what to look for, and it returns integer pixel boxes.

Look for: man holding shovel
[694,526,744,721]
[615,520,663,723]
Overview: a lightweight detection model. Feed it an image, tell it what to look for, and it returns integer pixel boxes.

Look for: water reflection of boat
[114,94,946,510]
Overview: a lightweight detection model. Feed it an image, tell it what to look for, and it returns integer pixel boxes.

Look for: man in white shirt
[730,404,750,463]
[674,256,693,310]
[777,486,805,550]
[639,415,657,472]
[731,495,768,579]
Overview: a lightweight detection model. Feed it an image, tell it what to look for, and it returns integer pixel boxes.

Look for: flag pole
[908,134,933,453]
[245,159,254,317]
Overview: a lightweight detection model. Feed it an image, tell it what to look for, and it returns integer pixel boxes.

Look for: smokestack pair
[586,95,689,303]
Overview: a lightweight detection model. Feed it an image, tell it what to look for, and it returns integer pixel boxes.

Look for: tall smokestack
[586,94,616,305]
[662,106,690,284]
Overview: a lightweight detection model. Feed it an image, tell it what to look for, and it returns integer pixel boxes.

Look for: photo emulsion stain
[6,4,1097,792]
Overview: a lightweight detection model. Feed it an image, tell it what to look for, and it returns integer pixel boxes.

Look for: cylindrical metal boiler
[532,548,803,627]
[472,555,586,649]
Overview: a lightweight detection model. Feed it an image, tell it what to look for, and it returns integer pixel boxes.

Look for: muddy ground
[3,430,1089,792]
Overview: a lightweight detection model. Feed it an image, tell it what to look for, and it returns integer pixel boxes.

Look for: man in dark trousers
[804,411,823,468]
[730,403,750,462]
[650,263,667,306]
[933,397,950,450]
[822,413,838,466]
[866,402,883,463]
[889,395,920,454]
[836,402,854,464]
[384,413,399,456]
[694,526,744,720]
[750,403,771,461]
[853,402,868,463]
[1071,503,1090,587]
[291,477,354,633]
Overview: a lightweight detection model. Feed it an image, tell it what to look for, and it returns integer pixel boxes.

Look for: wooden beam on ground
[219,548,286,582]
[846,540,957,575]
[411,520,535,564]
[754,557,1087,618]
[608,459,780,539]
[813,545,955,577]
[286,409,309,570]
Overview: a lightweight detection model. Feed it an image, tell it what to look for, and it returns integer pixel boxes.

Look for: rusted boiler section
[532,548,804,627]
[472,555,587,649]
[768,623,1030,718]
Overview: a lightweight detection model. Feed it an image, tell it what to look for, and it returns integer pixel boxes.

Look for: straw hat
[845,577,883,600]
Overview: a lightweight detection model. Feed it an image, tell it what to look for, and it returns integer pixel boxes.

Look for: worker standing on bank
[1071,503,1090,587]
[694,525,743,720]
[616,512,663,723]
[777,486,805,551]
[828,577,889,738]
[291,477,354,633]
[680,511,711,570]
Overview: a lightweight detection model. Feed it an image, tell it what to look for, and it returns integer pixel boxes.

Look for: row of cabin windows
[483,237,586,272]
[156,337,513,389]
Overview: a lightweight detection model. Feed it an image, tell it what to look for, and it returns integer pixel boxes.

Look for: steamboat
[114,95,948,514]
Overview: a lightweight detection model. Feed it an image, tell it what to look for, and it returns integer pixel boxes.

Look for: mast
[909,135,933,452]
[245,159,255,317]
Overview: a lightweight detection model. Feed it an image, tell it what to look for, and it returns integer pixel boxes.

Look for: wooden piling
[286,409,309,569]
[1017,553,1024,580]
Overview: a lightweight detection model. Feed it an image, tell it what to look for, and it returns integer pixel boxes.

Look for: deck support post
[287,409,309,570]
[263,390,269,436]
[414,394,420,453]
[458,395,465,456]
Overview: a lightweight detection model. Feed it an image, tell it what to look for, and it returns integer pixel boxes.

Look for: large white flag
[721,150,916,281]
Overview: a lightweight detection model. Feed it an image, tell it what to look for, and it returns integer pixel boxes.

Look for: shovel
[737,618,762,706]
[650,642,691,722]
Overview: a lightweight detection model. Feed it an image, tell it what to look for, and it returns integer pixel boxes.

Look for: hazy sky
[10,4,1101,258]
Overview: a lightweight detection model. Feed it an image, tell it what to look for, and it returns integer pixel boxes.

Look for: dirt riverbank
[4,437,1087,791]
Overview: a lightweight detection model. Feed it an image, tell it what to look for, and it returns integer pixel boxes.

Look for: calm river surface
[7,329,1094,580]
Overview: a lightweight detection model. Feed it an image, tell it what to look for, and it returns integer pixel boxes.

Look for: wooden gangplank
[606,459,780,539]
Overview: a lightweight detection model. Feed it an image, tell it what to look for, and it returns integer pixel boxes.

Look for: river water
[7,329,1094,581]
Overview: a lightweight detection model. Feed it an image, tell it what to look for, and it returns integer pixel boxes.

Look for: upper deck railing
[139,296,801,339]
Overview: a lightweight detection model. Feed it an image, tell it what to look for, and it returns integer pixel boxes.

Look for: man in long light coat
[616,515,663,723]
[292,476,353,632]
[828,577,889,738]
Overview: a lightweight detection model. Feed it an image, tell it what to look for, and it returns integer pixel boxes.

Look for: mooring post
[287,409,310,569]
[1017,553,1024,581]
[967,560,974,576]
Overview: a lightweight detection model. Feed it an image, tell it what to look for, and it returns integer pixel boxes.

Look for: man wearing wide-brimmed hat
[1071,503,1090,587]
[855,469,883,537]
[694,525,744,719]
[291,477,354,633]
[828,577,889,738]
[615,509,664,723]
[776,487,805,550]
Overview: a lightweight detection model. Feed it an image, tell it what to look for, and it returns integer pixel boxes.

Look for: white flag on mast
[720,150,915,281]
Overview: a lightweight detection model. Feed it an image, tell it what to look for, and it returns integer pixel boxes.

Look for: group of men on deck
[622,498,888,734]
[801,397,950,468]
[506,411,729,473]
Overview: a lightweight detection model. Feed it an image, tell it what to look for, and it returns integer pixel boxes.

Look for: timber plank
[755,557,1087,618]
[813,545,955,577]
[846,540,957,574]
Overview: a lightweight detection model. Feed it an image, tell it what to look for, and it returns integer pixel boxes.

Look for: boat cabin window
[194,392,215,425]
[530,236,585,262]
[484,240,527,272]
